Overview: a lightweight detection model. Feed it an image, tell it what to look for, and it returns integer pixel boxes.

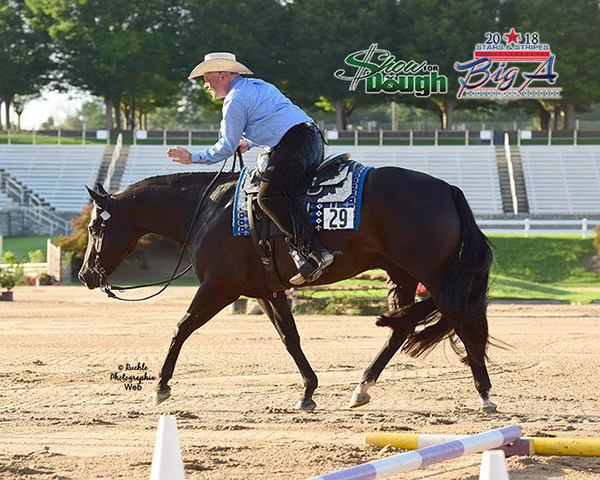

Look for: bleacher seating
[119,145,263,189]
[521,146,600,214]
[0,145,105,212]
[328,146,503,215]
[120,145,503,215]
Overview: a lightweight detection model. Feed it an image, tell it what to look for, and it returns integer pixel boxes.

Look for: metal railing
[0,168,69,235]
[25,194,70,235]
[0,170,25,204]
[478,218,599,238]
[103,133,123,191]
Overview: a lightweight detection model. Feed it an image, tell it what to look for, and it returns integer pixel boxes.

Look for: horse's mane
[115,171,239,198]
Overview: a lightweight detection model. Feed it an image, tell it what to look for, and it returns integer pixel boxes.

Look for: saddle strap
[246,193,287,292]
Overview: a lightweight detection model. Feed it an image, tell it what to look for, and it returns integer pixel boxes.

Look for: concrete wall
[0,208,26,236]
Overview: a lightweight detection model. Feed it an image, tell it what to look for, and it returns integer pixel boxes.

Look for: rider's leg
[257,123,332,284]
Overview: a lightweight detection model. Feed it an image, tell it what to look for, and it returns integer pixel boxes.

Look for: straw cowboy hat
[188,52,253,79]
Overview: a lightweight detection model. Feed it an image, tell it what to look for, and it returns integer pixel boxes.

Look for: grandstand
[2,141,600,235]
[120,145,502,214]
[521,146,600,215]
[119,145,262,189]
[0,145,105,213]
[0,189,16,208]
[328,146,503,215]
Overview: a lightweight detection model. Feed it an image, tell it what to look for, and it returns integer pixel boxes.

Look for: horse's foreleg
[154,283,236,405]
[258,292,318,411]
[350,266,418,408]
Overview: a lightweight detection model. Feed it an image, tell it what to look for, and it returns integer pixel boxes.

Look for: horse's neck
[121,188,198,244]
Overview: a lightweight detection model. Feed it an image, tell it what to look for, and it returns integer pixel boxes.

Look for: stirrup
[289,250,335,286]
[288,248,315,285]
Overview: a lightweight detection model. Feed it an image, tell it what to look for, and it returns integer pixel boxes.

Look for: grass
[2,236,52,261]
[490,235,599,285]
[0,133,103,145]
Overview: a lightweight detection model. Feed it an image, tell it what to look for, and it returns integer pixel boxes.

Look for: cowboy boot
[289,245,335,286]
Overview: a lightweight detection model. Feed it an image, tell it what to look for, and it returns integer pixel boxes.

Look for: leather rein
[93,148,244,302]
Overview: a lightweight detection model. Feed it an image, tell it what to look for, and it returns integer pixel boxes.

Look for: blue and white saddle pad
[233,158,372,237]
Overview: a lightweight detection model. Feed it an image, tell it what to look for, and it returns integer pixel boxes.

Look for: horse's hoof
[295,399,316,411]
[349,391,371,408]
[480,402,497,413]
[153,385,171,406]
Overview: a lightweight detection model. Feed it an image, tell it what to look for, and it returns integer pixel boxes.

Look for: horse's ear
[85,185,106,207]
[96,183,109,196]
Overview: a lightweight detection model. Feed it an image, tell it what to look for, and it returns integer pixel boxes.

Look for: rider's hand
[239,139,250,153]
[167,146,192,164]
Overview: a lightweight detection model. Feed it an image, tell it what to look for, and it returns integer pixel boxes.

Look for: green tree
[0,0,54,130]
[28,0,184,131]
[175,0,292,124]
[60,100,106,129]
[400,0,501,129]
[507,0,600,130]
[287,0,399,130]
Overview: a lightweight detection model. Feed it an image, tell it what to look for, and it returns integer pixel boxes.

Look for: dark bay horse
[79,166,496,412]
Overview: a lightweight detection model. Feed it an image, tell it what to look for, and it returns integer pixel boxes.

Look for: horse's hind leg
[349,266,419,408]
[154,282,237,405]
[453,313,496,412]
[257,292,318,411]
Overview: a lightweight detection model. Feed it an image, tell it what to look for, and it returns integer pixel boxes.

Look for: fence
[478,218,600,238]
[2,128,600,146]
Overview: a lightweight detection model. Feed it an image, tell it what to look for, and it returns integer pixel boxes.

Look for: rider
[167,52,334,285]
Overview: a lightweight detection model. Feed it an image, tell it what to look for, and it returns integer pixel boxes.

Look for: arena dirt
[1,287,600,479]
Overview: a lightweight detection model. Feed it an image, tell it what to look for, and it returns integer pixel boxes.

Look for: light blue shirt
[191,76,313,164]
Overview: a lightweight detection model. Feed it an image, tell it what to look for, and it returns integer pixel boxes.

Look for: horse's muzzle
[78,268,100,290]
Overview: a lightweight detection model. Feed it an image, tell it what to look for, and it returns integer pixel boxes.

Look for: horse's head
[78,184,141,289]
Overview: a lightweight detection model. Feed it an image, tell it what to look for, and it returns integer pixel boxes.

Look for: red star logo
[504,28,521,45]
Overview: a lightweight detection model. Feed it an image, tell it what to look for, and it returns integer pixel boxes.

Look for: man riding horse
[167,52,334,285]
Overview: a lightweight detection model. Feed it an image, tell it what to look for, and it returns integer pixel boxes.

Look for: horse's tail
[400,185,493,363]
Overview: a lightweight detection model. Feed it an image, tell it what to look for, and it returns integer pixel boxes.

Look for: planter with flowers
[0,252,24,302]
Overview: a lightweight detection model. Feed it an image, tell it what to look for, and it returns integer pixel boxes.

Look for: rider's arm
[191,92,247,164]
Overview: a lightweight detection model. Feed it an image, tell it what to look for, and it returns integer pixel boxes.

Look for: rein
[98,148,245,302]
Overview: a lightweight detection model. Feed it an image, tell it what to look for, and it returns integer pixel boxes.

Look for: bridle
[90,148,244,302]
[89,208,112,287]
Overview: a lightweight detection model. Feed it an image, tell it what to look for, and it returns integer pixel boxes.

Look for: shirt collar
[228,75,243,93]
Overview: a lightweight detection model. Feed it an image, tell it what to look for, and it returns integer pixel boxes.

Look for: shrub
[0,251,25,291]
[28,249,45,263]
[594,225,600,254]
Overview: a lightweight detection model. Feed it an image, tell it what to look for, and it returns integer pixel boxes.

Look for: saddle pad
[233,164,372,237]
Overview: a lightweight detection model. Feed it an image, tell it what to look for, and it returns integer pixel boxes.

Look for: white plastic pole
[309,426,520,480]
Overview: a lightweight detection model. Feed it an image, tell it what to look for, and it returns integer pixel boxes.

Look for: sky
[1,88,93,130]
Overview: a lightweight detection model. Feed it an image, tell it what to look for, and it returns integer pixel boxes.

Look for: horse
[79,165,496,413]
